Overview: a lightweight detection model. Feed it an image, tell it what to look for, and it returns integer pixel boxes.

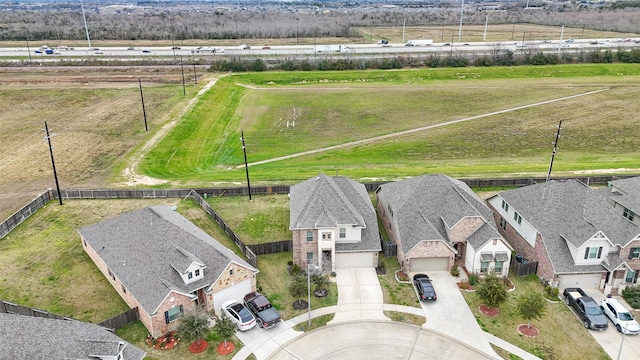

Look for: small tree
[177,311,210,347]
[476,274,508,309]
[289,274,307,309]
[214,315,236,350]
[517,292,546,328]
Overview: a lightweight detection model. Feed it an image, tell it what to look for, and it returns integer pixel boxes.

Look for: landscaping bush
[622,285,640,309]
[476,274,508,309]
[450,266,460,277]
[469,272,479,286]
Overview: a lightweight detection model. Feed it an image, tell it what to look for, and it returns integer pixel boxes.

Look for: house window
[188,272,193,280]
[387,204,393,217]
[322,232,332,240]
[626,270,636,283]
[122,284,127,294]
[339,228,346,239]
[195,269,200,276]
[629,247,640,260]
[164,305,184,324]
[584,246,603,260]
[499,217,507,230]
[624,208,635,222]
[513,212,522,224]
[307,252,314,264]
[306,231,313,242]
[494,261,503,274]
[501,200,509,212]
[229,268,234,276]
[480,261,490,273]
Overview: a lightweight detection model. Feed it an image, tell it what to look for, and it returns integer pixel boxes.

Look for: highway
[1,38,639,60]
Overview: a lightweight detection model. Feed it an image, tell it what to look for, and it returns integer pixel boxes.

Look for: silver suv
[600,298,640,335]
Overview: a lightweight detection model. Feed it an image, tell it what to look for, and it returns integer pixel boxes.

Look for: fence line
[98,307,140,331]
[0,300,74,321]
[247,240,293,256]
[0,191,51,239]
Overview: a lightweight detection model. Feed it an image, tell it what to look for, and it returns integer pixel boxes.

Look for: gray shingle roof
[497,179,640,273]
[597,176,640,215]
[290,175,381,252]
[377,174,502,253]
[0,313,146,360]
[78,205,257,316]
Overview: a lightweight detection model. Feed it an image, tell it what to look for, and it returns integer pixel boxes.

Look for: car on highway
[413,274,437,302]
[600,298,640,335]
[442,43,451,46]
[261,46,271,50]
[221,299,256,331]
[34,50,42,54]
[94,50,104,54]
[127,47,135,50]
[171,46,181,49]
[142,50,151,53]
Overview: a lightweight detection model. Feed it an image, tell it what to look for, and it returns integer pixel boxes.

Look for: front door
[322,250,332,273]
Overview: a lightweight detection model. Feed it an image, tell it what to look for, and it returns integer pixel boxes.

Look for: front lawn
[462,274,610,360]
[377,255,420,308]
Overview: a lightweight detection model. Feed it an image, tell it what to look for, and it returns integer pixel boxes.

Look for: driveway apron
[328,268,389,324]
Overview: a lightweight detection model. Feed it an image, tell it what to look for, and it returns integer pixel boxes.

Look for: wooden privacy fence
[247,240,293,256]
[99,307,140,331]
[511,258,539,277]
[0,300,73,321]
[0,191,51,239]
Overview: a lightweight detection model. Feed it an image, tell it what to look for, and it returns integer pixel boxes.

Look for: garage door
[409,257,449,272]
[211,278,253,314]
[335,252,375,269]
[558,273,602,291]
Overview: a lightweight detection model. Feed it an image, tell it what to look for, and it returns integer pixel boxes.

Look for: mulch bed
[145,331,178,350]
[517,324,540,338]
[189,340,209,354]
[216,341,234,355]
[478,304,500,317]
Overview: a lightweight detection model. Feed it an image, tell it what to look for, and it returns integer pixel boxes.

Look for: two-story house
[289,175,381,272]
[376,174,512,276]
[488,179,640,293]
[597,176,640,226]
[79,205,258,338]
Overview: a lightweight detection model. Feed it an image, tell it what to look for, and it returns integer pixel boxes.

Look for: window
[229,268,234,276]
[626,270,636,283]
[623,208,635,222]
[195,269,200,276]
[306,231,313,242]
[339,228,346,239]
[629,247,640,260]
[584,246,603,260]
[322,232,332,240]
[188,272,193,280]
[164,305,184,324]
[501,200,509,212]
[387,204,394,217]
[494,261,503,274]
[307,252,314,264]
[513,212,522,224]
[122,284,127,294]
[499,217,507,230]
[480,261,489,273]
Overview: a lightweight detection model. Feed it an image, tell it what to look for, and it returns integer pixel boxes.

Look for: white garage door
[409,257,449,272]
[211,278,253,314]
[558,273,602,291]
[335,252,375,269]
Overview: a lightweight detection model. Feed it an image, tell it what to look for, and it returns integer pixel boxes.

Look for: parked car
[221,299,256,331]
[563,288,608,330]
[600,298,640,335]
[413,274,437,301]
[244,292,281,329]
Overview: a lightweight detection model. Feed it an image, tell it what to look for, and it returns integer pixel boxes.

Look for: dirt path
[237,88,610,168]
[121,76,221,186]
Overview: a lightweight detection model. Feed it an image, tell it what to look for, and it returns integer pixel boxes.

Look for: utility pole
[191,52,197,85]
[546,120,563,182]
[483,14,488,41]
[180,55,186,96]
[138,78,148,131]
[458,0,464,43]
[26,36,32,63]
[80,0,91,48]
[241,130,252,200]
[44,121,63,205]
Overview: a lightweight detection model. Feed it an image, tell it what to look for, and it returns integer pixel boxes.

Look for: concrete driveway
[233,320,303,360]
[583,289,640,360]
[328,268,389,324]
[412,271,500,358]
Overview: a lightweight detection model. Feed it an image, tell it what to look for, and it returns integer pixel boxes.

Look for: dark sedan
[413,274,437,301]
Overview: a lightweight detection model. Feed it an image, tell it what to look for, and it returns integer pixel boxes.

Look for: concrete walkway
[327,268,389,324]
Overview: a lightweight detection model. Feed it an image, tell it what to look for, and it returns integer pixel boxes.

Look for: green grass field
[138,64,640,184]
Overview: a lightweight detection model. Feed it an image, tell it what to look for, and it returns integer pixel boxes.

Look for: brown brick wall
[152,292,196,338]
[376,201,405,269]
[621,240,640,273]
[405,241,455,272]
[449,217,485,244]
[293,229,318,270]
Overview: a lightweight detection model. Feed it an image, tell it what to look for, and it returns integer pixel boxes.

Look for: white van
[600,298,640,335]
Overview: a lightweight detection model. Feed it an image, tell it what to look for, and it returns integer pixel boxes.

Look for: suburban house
[289,175,382,272]
[79,205,258,338]
[0,312,146,360]
[376,174,513,276]
[487,179,640,294]
[597,176,640,227]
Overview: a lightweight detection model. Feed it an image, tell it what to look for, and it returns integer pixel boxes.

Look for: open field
[140,64,640,184]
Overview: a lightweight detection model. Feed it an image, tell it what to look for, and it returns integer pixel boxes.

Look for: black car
[413,274,437,301]
[243,291,281,329]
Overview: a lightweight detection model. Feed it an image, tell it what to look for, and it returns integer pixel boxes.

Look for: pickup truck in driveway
[243,292,281,329]
[563,287,608,331]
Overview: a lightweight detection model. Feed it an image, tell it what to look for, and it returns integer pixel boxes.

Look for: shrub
[476,274,508,309]
[469,273,479,286]
[622,285,640,309]
[291,263,301,275]
[450,266,460,277]
[544,285,559,298]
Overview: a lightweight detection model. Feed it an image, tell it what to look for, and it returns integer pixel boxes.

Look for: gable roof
[597,176,640,214]
[495,179,640,273]
[0,313,145,360]
[377,174,503,253]
[78,205,257,316]
[290,175,381,252]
